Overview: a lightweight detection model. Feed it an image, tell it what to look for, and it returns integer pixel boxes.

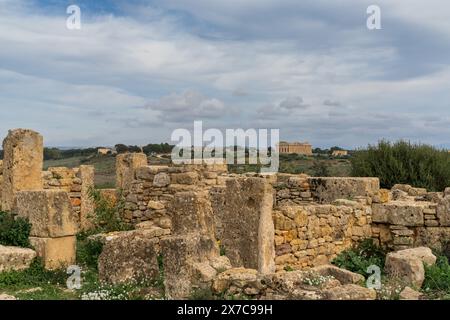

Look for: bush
[423,255,450,294]
[311,161,330,177]
[0,211,32,248]
[332,239,386,277]
[76,233,104,270]
[87,188,131,233]
[351,140,450,191]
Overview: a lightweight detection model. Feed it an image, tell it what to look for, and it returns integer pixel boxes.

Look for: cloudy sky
[1,0,450,148]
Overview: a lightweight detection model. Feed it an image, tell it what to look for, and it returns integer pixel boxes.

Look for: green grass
[44,155,116,189]
[0,258,78,300]
[332,239,387,278]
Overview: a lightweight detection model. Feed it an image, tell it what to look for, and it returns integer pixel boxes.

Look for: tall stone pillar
[1,129,43,212]
[116,153,147,191]
[79,165,95,231]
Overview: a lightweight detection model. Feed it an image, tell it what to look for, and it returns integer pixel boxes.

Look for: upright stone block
[16,190,79,237]
[161,234,218,299]
[1,129,43,211]
[116,153,147,190]
[29,236,76,270]
[79,165,95,231]
[169,191,216,239]
[211,177,275,274]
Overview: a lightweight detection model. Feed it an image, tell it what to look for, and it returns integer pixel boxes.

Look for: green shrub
[423,255,450,294]
[311,161,330,177]
[332,239,386,277]
[87,187,131,233]
[0,211,32,248]
[76,234,104,270]
[351,140,450,191]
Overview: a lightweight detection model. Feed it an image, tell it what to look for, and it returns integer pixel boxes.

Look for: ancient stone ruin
[1,128,450,300]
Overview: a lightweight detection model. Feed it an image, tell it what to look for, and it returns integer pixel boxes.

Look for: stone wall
[371,184,450,251]
[120,162,227,226]
[42,165,95,231]
[273,200,372,271]
[273,175,380,207]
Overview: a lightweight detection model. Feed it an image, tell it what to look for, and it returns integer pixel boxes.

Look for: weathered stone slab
[399,286,423,300]
[98,230,160,284]
[372,201,425,226]
[29,236,76,270]
[160,234,218,299]
[384,247,436,288]
[211,177,275,274]
[1,129,43,211]
[79,165,95,231]
[16,190,79,238]
[116,153,147,190]
[310,265,364,285]
[436,195,450,226]
[0,245,36,272]
[322,284,376,300]
[308,177,379,204]
[169,191,216,239]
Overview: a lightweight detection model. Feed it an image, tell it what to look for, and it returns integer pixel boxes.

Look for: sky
[1,0,450,148]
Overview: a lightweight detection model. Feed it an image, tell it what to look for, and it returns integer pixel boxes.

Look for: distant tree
[44,148,62,160]
[312,161,330,177]
[115,144,128,154]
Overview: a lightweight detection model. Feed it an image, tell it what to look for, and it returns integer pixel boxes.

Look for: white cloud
[0,0,449,148]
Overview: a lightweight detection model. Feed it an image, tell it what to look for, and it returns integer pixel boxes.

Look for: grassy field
[44,154,172,189]
[44,153,352,188]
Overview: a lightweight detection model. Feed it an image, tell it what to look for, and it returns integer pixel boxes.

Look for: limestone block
[322,284,376,300]
[311,264,364,285]
[147,200,165,210]
[211,177,275,274]
[48,167,75,180]
[16,190,79,237]
[98,230,160,284]
[30,236,76,270]
[160,234,219,299]
[153,172,170,187]
[79,165,95,231]
[169,191,216,239]
[372,201,425,226]
[135,166,155,181]
[212,268,259,294]
[415,227,450,251]
[0,245,36,272]
[170,172,199,185]
[399,286,423,300]
[384,247,436,288]
[436,196,450,226]
[1,129,43,211]
[116,153,147,190]
[308,177,379,204]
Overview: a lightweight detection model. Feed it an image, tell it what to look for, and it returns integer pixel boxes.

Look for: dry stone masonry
[1,128,450,300]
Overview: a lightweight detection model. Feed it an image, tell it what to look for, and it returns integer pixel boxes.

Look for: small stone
[399,286,422,300]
